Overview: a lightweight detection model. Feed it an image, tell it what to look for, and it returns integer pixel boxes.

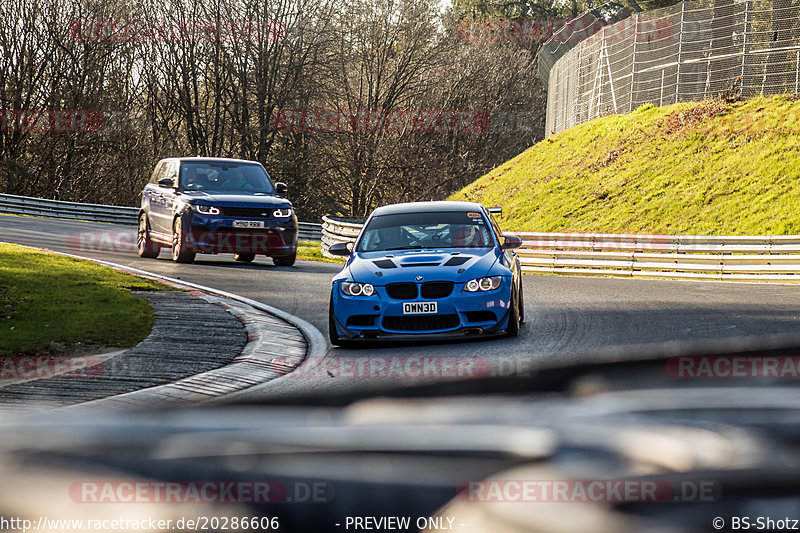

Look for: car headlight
[463,276,502,292]
[192,204,220,215]
[273,208,293,218]
[341,282,375,296]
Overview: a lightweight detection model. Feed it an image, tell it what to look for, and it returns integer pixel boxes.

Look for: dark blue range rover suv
[137,157,298,265]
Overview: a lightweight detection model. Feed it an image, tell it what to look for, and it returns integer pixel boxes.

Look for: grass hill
[449,95,800,235]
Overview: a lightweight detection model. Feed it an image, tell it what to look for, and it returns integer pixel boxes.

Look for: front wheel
[329,300,343,346]
[137,214,160,258]
[273,251,296,267]
[505,287,521,337]
[171,218,196,264]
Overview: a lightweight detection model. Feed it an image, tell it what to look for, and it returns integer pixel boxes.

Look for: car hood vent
[400,262,441,267]
[372,259,397,269]
[443,256,470,266]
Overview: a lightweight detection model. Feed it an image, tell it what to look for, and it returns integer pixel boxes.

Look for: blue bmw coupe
[327,201,524,345]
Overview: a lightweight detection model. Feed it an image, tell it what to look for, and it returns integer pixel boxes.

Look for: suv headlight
[273,208,293,218]
[192,204,220,215]
[341,282,375,297]
[463,276,502,292]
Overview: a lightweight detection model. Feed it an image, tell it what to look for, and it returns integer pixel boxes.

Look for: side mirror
[158,177,175,188]
[502,234,523,250]
[329,242,354,256]
[275,182,288,194]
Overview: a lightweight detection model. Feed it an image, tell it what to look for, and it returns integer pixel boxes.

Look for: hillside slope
[450,96,800,235]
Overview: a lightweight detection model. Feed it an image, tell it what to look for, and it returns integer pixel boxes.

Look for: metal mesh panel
[541,0,800,137]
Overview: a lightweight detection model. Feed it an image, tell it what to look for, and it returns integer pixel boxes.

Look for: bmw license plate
[233,220,265,229]
[403,302,437,315]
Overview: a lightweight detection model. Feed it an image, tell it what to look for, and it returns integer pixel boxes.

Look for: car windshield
[357,211,494,252]
[180,162,274,194]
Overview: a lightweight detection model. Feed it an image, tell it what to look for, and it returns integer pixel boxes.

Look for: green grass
[297,240,345,264]
[450,95,800,235]
[0,243,166,356]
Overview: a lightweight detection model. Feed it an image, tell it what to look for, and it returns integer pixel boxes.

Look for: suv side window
[164,161,178,185]
[149,161,166,184]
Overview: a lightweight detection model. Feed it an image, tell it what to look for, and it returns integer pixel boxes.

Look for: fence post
[600,27,607,117]
[796,50,799,94]
[575,43,583,126]
[603,27,618,113]
[660,69,665,106]
[630,13,639,112]
[675,1,685,104]
[740,0,750,94]
[594,29,606,119]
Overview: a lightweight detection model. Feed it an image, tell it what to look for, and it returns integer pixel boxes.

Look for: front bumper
[186,214,298,256]
[331,281,512,339]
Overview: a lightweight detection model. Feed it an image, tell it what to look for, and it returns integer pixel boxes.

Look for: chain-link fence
[540,0,800,137]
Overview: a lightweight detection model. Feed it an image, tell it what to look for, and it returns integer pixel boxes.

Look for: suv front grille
[386,283,418,300]
[421,281,453,299]
[220,206,275,218]
[382,314,460,331]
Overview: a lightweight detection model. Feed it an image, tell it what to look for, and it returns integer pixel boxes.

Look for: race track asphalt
[4,214,800,400]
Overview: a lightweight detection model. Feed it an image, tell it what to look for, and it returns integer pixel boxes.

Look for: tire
[329,300,343,346]
[518,281,525,324]
[137,213,160,258]
[273,251,296,267]
[505,287,521,337]
[234,253,255,263]
[171,218,196,264]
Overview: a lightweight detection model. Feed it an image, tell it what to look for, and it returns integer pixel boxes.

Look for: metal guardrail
[321,215,365,258]
[509,232,800,281]
[0,193,323,240]
[0,193,139,225]
[321,219,800,281]
[297,222,323,241]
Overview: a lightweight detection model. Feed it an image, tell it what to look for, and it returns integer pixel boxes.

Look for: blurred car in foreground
[3,347,800,533]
